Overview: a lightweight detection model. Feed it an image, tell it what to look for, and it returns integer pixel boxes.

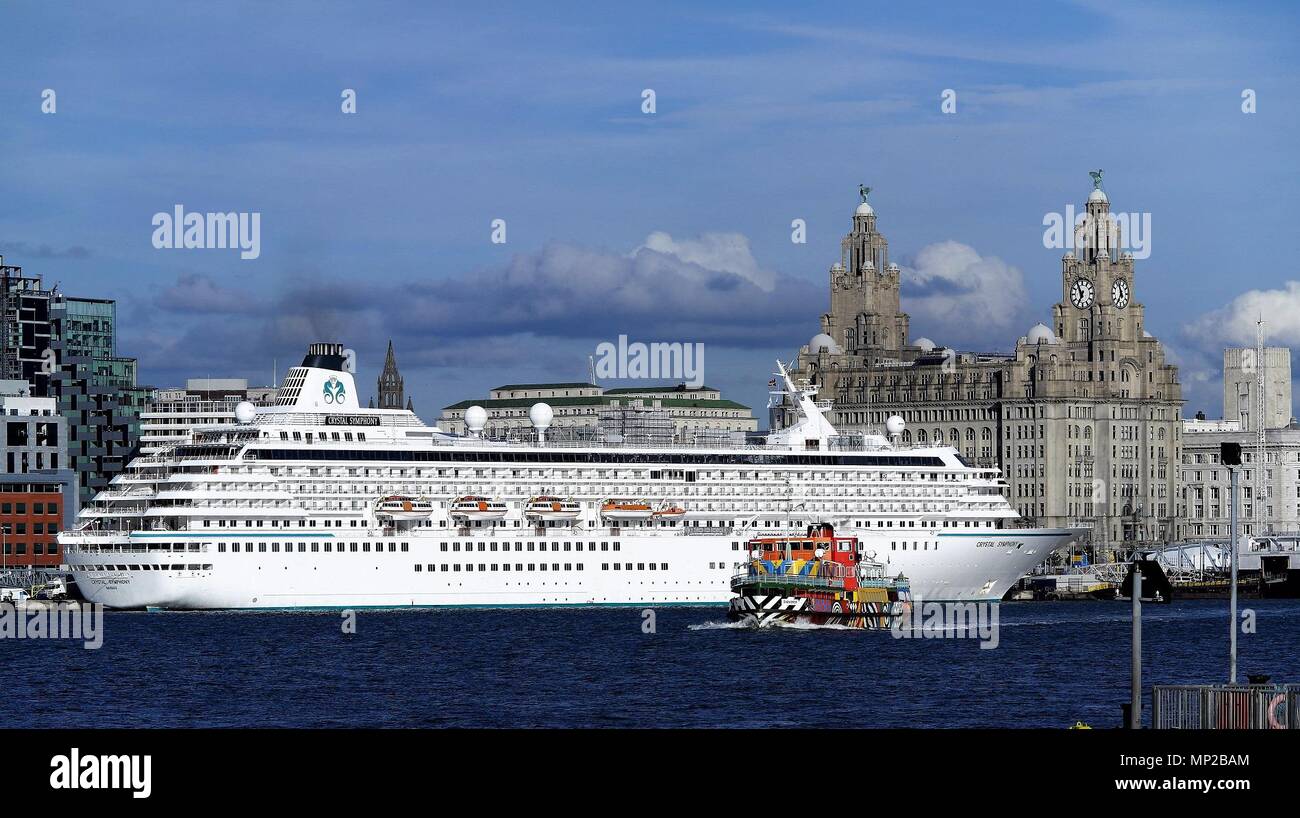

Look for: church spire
[377,339,406,410]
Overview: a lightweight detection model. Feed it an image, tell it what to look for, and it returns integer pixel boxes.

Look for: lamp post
[1222,441,1242,685]
[1130,559,1142,729]
[1229,464,1239,685]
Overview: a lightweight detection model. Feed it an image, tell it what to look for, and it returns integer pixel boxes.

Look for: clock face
[1112,278,1130,309]
[1070,278,1095,309]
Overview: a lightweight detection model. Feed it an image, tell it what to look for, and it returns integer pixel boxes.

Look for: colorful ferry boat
[728,524,911,629]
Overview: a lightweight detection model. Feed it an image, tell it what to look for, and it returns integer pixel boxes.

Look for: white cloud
[899,241,1031,347]
[637,231,775,292]
[1184,281,1300,346]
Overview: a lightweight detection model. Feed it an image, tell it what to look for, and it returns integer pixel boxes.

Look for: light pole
[1229,464,1239,685]
[1131,559,1142,729]
[1222,441,1242,685]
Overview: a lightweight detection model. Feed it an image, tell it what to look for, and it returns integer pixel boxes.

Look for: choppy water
[3,600,1297,728]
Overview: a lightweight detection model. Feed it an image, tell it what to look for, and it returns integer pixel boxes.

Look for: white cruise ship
[59,343,1082,610]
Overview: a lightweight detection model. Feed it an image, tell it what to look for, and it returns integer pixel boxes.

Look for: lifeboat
[600,499,653,520]
[374,495,434,521]
[652,504,686,520]
[525,495,581,521]
[450,495,507,521]
[727,523,910,630]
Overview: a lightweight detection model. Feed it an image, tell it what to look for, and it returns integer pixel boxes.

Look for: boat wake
[688,619,862,632]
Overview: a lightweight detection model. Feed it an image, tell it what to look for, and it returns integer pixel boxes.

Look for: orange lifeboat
[600,499,653,520]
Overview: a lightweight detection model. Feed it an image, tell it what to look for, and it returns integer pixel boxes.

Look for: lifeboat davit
[450,495,508,520]
[525,495,581,521]
[600,499,653,520]
[375,495,434,521]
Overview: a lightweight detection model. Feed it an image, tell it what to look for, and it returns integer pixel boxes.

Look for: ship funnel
[272,341,361,411]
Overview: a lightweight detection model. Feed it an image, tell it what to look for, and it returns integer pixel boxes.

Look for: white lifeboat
[450,495,508,521]
[375,495,434,521]
[600,499,653,520]
[525,495,581,521]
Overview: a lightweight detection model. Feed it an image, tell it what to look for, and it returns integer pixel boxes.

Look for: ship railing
[731,570,845,591]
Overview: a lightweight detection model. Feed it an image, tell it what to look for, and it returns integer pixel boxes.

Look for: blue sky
[2,1,1298,422]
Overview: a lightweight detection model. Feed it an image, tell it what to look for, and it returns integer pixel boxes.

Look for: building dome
[809,333,842,354]
[914,337,936,352]
[855,201,874,216]
[1027,323,1057,344]
[1088,188,1108,203]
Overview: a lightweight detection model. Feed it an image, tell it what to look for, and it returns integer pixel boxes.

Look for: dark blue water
[3,600,1298,728]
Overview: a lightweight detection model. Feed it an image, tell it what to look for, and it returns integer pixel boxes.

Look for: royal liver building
[777,178,1183,553]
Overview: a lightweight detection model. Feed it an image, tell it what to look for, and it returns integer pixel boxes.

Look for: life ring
[1268,694,1287,729]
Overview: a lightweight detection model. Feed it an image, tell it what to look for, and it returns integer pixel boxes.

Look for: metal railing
[1152,684,1300,729]
[730,565,900,592]
[732,570,844,591]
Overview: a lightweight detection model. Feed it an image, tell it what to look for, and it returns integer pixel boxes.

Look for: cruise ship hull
[64,527,1077,610]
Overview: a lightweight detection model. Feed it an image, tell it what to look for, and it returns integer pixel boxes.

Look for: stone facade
[1224,347,1292,432]
[1180,347,1299,539]
[777,184,1184,552]
[1179,423,1300,540]
[439,382,756,441]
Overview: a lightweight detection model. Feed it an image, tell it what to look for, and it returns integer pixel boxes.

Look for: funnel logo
[323,377,346,404]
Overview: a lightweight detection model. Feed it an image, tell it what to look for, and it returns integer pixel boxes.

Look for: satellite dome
[855,201,875,216]
[1088,188,1108,203]
[885,415,905,436]
[529,402,554,430]
[809,333,842,354]
[234,401,257,424]
[1027,323,1057,344]
[464,405,488,434]
[914,337,936,352]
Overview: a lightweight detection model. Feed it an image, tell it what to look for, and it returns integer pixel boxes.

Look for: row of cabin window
[440,541,620,552]
[276,431,367,442]
[218,542,409,553]
[411,562,671,572]
[70,564,210,572]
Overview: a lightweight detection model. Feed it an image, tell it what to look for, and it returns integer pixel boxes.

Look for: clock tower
[1053,173,1141,350]
[823,188,909,359]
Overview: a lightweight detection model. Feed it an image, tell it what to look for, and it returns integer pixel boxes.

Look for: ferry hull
[728,594,908,630]
[63,526,1079,610]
